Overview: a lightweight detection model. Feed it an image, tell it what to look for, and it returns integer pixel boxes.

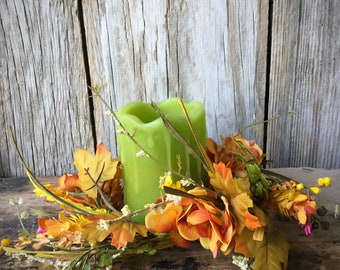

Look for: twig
[84,166,120,214]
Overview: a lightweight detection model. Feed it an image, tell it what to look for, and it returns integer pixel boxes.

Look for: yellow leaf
[253,226,265,241]
[253,230,289,270]
[234,228,256,257]
[73,143,119,199]
[209,162,236,196]
[234,229,289,269]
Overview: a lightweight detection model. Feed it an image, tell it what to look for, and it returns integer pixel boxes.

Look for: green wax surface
[116,98,206,223]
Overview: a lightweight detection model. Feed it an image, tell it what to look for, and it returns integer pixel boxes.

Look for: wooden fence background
[1,0,339,178]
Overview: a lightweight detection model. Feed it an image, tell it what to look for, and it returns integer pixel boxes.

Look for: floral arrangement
[1,91,332,270]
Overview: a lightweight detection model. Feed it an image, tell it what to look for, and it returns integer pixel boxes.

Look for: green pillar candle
[116,98,206,223]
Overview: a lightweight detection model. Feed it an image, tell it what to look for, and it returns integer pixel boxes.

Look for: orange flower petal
[177,220,200,241]
[170,230,190,248]
[187,209,210,225]
[297,208,307,224]
[145,203,182,233]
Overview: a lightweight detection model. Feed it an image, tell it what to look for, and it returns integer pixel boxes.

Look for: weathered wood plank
[0,0,94,177]
[267,0,340,168]
[4,0,339,177]
[82,0,269,155]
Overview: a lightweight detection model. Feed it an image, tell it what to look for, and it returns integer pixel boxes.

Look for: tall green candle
[116,98,206,222]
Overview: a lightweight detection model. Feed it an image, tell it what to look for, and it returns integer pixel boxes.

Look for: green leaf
[247,164,262,184]
[98,253,112,267]
[29,207,59,217]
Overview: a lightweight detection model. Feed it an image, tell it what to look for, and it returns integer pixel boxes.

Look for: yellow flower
[159,172,184,191]
[318,177,332,187]
[1,239,12,252]
[210,162,263,236]
[310,186,320,194]
[1,239,11,247]
[324,177,332,186]
[296,183,304,190]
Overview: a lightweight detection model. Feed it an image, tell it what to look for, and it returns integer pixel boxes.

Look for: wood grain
[82,0,268,156]
[267,0,340,169]
[1,0,339,178]
[0,0,94,177]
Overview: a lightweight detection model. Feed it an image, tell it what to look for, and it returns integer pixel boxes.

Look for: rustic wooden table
[1,168,339,270]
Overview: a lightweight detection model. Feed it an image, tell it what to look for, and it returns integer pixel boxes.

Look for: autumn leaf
[73,143,120,199]
[253,230,289,270]
[230,193,262,234]
[209,162,240,196]
[82,213,148,250]
[57,174,79,191]
[233,228,257,257]
[234,228,289,270]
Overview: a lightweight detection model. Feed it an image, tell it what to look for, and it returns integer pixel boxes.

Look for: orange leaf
[230,193,262,234]
[62,174,81,190]
[210,162,239,196]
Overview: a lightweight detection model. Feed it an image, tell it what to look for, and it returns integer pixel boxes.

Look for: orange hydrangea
[146,186,236,258]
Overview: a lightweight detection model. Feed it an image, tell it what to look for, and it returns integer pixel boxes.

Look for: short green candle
[116,98,206,223]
